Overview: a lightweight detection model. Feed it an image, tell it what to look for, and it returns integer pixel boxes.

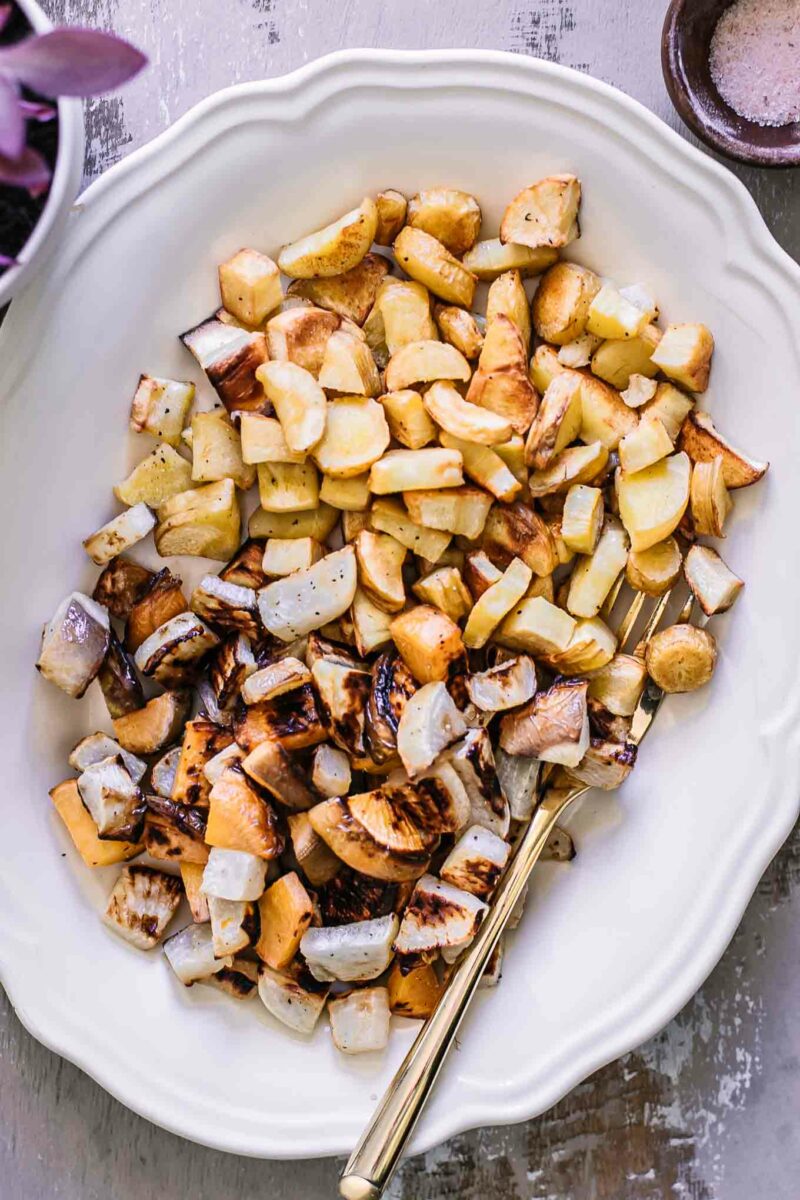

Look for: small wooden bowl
[662,0,800,168]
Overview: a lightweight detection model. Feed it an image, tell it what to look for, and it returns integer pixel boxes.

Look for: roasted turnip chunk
[394,874,487,959]
[103,865,182,950]
[241,657,311,704]
[134,612,220,684]
[440,824,510,899]
[164,923,232,984]
[205,958,259,999]
[257,546,357,641]
[36,591,110,698]
[466,656,537,712]
[201,847,268,902]
[495,748,540,822]
[208,896,258,957]
[78,756,146,841]
[447,729,510,838]
[97,630,145,718]
[396,681,467,778]
[565,739,637,790]
[257,964,328,1034]
[208,633,257,709]
[130,374,195,445]
[311,744,351,797]
[82,503,156,566]
[69,732,146,785]
[311,657,371,758]
[150,746,182,798]
[499,678,589,768]
[190,575,261,639]
[241,739,317,810]
[328,987,391,1055]
[180,317,267,414]
[203,742,244,786]
[300,913,399,983]
[683,544,744,616]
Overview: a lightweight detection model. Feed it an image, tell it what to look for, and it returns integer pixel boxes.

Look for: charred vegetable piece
[232,684,326,753]
[440,824,511,899]
[318,868,402,926]
[466,655,537,712]
[499,678,589,767]
[143,795,209,864]
[365,650,417,764]
[255,872,314,969]
[311,657,371,758]
[329,986,391,1055]
[241,738,317,810]
[77,756,146,842]
[564,738,637,790]
[387,960,443,1019]
[150,746,182,799]
[309,744,351,798]
[495,748,539,822]
[113,690,193,755]
[287,811,341,887]
[301,913,399,983]
[205,764,284,859]
[180,316,268,413]
[257,964,329,1034]
[36,592,110,698]
[50,779,142,868]
[257,546,358,642]
[103,864,182,950]
[308,796,432,883]
[179,862,210,922]
[171,718,234,809]
[92,556,154,620]
[134,611,220,686]
[204,957,260,999]
[125,568,187,653]
[219,538,269,590]
[208,896,260,957]
[393,874,487,961]
[208,634,257,710]
[164,922,231,984]
[447,729,510,838]
[98,630,145,718]
[396,681,467,778]
[82,503,156,566]
[190,575,261,639]
[69,732,146,785]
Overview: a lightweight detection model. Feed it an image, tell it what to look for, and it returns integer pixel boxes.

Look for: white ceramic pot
[0,0,84,308]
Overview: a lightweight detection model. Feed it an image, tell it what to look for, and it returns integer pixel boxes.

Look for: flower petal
[0,145,51,195]
[0,28,147,98]
[0,74,23,159]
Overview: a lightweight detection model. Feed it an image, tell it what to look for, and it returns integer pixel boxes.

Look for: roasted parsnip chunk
[423,379,512,445]
[394,225,477,308]
[412,566,472,623]
[257,545,357,641]
[351,587,395,657]
[318,329,381,396]
[355,531,407,613]
[466,655,537,712]
[83,503,156,566]
[617,451,691,552]
[464,557,533,649]
[496,595,576,656]
[486,269,531,351]
[407,188,481,256]
[165,923,232,985]
[97,631,145,718]
[621,373,658,409]
[396,682,468,778]
[500,175,581,249]
[557,331,602,368]
[262,535,323,577]
[257,461,319,512]
[36,591,109,698]
[241,657,310,705]
[180,317,267,413]
[650,322,714,392]
[218,247,282,326]
[384,339,471,392]
[618,413,674,474]
[374,189,407,245]
[265,306,341,376]
[112,690,192,755]
[248,500,338,541]
[690,456,732,537]
[524,372,583,469]
[319,473,370,511]
[590,324,661,390]
[645,624,717,693]
[547,616,617,675]
[104,864,182,950]
[278,197,378,278]
[370,497,452,560]
[256,359,327,453]
[125,568,187,652]
[532,261,600,344]
[528,441,610,498]
[579,374,638,449]
[463,238,558,281]
[561,484,604,554]
[529,342,565,392]
[566,517,629,618]
[155,478,240,560]
[377,278,438,353]
[240,738,317,811]
[311,655,371,758]
[390,605,465,684]
[69,732,146,784]
[434,304,484,360]
[286,253,390,325]
[257,963,328,1034]
[308,795,431,882]
[129,376,195,446]
[190,575,260,638]
[678,410,768,489]
[625,536,682,596]
[114,446,194,508]
[403,485,493,540]
[586,284,649,341]
[170,717,234,808]
[684,544,744,616]
[312,395,390,478]
[499,677,589,766]
[51,779,141,868]
[439,432,521,503]
[587,654,647,717]
[481,502,558,576]
[466,314,538,436]
[378,388,437,450]
[369,447,463,494]
[190,410,254,490]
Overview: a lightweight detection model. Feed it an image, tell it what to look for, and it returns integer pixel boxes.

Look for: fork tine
[601,572,625,620]
[636,588,674,646]
[616,591,646,650]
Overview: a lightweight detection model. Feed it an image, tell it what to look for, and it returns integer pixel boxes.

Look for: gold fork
[339,585,696,1200]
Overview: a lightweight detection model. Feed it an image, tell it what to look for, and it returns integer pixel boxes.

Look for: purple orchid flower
[0,19,146,194]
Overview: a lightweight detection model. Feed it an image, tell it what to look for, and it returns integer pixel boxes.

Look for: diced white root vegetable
[446,729,509,837]
[312,396,390,479]
[440,824,510,900]
[549,616,617,675]
[150,746,182,798]
[129,376,195,445]
[587,654,648,716]
[218,248,282,326]
[114,445,195,508]
[300,913,400,983]
[201,847,268,902]
[369,448,464,494]
[203,958,260,1000]
[103,865,182,950]
[318,330,381,396]
[277,197,378,278]
[369,498,452,561]
[239,414,306,465]
[466,656,537,712]
[529,344,564,392]
[423,380,512,445]
[403,486,493,541]
[684,544,744,616]
[495,748,540,822]
[617,451,691,552]
[393,225,477,307]
[625,537,683,596]
[619,283,658,321]
[586,284,648,340]
[190,576,260,637]
[208,896,255,957]
[618,414,674,474]
[412,565,472,622]
[561,485,604,556]
[319,473,370,511]
[190,410,254,490]
[406,187,481,256]
[354,530,406,612]
[257,965,328,1034]
[384,339,471,392]
[434,303,484,360]
[650,322,714,392]
[69,732,146,784]
[257,545,357,641]
[203,742,245,786]
[164,923,233,985]
[77,756,144,841]
[155,477,241,561]
[621,373,658,409]
[462,238,558,281]
[557,332,602,367]
[133,612,219,683]
[379,387,437,450]
[256,360,327,453]
[180,318,267,414]
[397,681,468,778]
[525,373,583,470]
[394,874,488,957]
[528,441,611,499]
[328,987,391,1055]
[566,517,629,619]
[241,658,311,705]
[500,175,581,250]
[690,456,732,537]
[464,557,533,649]
[496,595,576,656]
[257,461,320,512]
[566,739,637,790]
[262,537,324,577]
[439,433,521,503]
[311,744,352,797]
[349,587,392,656]
[499,679,589,767]
[83,503,155,566]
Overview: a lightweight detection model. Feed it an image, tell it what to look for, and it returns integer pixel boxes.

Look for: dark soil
[0,2,60,276]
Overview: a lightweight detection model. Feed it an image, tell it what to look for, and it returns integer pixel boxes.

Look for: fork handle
[339,787,585,1200]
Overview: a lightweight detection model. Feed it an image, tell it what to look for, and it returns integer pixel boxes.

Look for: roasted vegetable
[301,913,399,983]
[390,605,465,685]
[412,566,472,623]
[677,410,768,489]
[232,683,326,753]
[155,478,241,561]
[466,655,537,712]
[464,557,532,649]
[462,238,558,281]
[125,568,187,652]
[448,729,510,838]
[365,650,417,764]
[499,678,589,767]
[201,846,267,901]
[257,963,328,1034]
[278,197,378,278]
[50,779,141,867]
[97,630,145,718]
[650,322,714,392]
[143,795,209,865]
[83,503,156,565]
[208,895,259,956]
[481,502,557,576]
[241,738,317,811]
[190,410,254,490]
[500,175,580,249]
[434,304,484,360]
[134,611,219,686]
[684,544,743,616]
[565,738,637,790]
[257,545,357,641]
[355,530,407,612]
[287,810,342,885]
[308,793,433,883]
[397,681,467,778]
[532,261,600,344]
[690,456,732,538]
[328,986,391,1054]
[92,556,154,620]
[129,375,195,446]
[617,452,691,552]
[112,690,192,755]
[466,314,538,436]
[645,624,717,693]
[394,873,487,961]
[190,575,261,639]
[393,225,476,308]
[218,247,282,326]
[205,764,284,859]
[36,592,110,698]
[103,864,182,950]
[378,388,437,450]
[287,253,390,325]
[440,824,510,899]
[587,654,647,717]
[180,317,267,413]
[424,379,512,446]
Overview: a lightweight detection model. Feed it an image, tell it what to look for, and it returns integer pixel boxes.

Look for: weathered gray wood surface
[2,2,799,1197]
